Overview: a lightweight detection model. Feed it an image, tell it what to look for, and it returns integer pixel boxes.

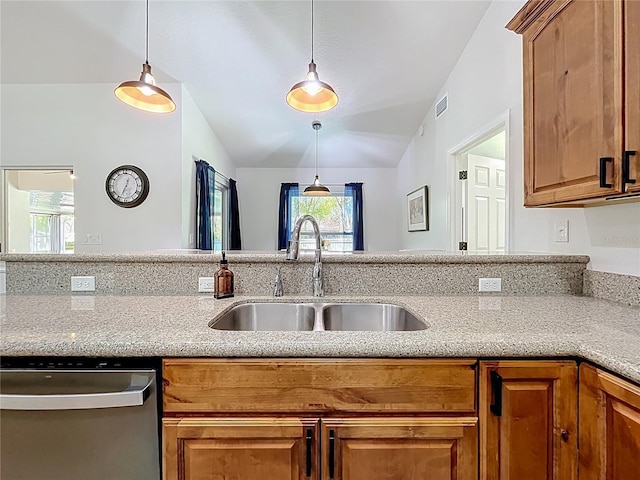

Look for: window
[2,170,74,254]
[213,179,228,252]
[290,187,354,252]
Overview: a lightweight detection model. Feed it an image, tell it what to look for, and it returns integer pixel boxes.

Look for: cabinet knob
[561,429,570,442]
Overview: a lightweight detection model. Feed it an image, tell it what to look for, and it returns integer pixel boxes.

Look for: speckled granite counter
[1,294,638,384]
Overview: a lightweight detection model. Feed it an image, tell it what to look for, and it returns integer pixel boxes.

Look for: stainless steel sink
[209,302,427,331]
[210,303,315,331]
[322,303,427,331]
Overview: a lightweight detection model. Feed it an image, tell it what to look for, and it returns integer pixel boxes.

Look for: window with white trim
[289,187,354,252]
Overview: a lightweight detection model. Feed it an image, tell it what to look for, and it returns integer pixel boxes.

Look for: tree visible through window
[290,188,354,252]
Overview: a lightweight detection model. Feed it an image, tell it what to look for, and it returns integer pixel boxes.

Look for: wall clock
[105,165,150,208]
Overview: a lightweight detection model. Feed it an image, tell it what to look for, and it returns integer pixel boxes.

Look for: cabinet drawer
[163,358,477,414]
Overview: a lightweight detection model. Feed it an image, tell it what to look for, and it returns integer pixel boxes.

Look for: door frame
[446,111,511,253]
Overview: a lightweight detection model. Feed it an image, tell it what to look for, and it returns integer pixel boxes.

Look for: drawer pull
[623,150,637,191]
[329,429,336,478]
[599,157,613,188]
[305,429,312,477]
[490,371,503,417]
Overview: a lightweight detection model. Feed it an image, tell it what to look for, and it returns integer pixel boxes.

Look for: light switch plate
[554,220,569,243]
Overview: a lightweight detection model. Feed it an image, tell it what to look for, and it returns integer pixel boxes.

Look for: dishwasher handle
[0,372,154,411]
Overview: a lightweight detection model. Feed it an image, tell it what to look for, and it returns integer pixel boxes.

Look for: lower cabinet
[579,363,640,480]
[162,359,479,480]
[163,418,318,480]
[323,418,477,480]
[163,416,478,480]
[479,360,578,480]
[162,358,640,480]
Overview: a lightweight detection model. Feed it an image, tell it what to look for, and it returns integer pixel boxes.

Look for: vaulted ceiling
[1,0,491,168]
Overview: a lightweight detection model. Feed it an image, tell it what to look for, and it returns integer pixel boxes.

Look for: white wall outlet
[84,234,102,245]
[71,276,95,292]
[198,277,215,293]
[479,277,502,292]
[554,220,569,243]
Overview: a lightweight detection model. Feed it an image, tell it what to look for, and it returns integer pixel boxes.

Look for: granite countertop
[0,251,591,264]
[1,294,638,383]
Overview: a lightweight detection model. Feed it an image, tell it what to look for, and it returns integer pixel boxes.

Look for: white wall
[6,173,30,252]
[396,0,640,276]
[181,86,235,249]
[1,83,186,252]
[236,167,398,251]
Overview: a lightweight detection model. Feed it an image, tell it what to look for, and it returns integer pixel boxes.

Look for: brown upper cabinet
[507,0,639,206]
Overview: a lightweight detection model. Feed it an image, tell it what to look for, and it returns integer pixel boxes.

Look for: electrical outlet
[479,277,502,292]
[554,220,569,243]
[198,277,215,293]
[84,234,102,245]
[71,276,95,292]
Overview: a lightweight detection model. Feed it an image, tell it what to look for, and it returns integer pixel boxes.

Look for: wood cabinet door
[321,417,478,480]
[519,0,624,205]
[579,363,640,480]
[625,0,640,194]
[479,360,578,480]
[163,417,319,480]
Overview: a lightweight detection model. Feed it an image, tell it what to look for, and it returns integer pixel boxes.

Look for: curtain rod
[300,182,365,187]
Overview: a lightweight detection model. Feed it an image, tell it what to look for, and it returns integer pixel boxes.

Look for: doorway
[448,114,509,253]
[1,168,75,253]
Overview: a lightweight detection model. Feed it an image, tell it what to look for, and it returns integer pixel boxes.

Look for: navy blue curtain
[195,160,215,250]
[277,183,299,250]
[228,179,242,250]
[345,182,364,251]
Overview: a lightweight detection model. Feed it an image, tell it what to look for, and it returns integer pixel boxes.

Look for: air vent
[435,93,448,119]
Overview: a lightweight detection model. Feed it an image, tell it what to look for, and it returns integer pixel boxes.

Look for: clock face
[105,165,149,208]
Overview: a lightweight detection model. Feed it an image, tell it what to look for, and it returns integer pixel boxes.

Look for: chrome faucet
[286,215,324,297]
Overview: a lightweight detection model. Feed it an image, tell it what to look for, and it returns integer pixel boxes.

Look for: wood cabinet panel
[521,0,623,205]
[163,417,318,480]
[321,418,478,480]
[625,0,640,193]
[163,358,477,414]
[578,363,640,480]
[479,360,578,480]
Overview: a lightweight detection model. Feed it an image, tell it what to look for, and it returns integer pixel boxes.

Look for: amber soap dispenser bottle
[214,251,234,299]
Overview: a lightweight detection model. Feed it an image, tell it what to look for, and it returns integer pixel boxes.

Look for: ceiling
[1,0,491,169]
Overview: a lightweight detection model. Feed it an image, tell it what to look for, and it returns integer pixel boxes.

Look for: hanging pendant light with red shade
[304,120,331,196]
[286,0,338,113]
[114,0,176,114]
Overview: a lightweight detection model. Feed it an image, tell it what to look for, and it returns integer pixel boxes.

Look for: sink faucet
[286,215,324,297]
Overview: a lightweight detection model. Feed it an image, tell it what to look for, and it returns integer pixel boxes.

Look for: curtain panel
[195,160,215,250]
[228,178,242,250]
[345,182,364,251]
[277,183,299,250]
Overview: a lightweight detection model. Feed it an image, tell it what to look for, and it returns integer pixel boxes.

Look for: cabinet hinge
[458,241,468,251]
[459,170,468,180]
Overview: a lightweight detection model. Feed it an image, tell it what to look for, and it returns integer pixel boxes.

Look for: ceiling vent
[435,93,448,119]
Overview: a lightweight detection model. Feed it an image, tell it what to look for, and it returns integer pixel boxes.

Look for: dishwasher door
[0,369,160,480]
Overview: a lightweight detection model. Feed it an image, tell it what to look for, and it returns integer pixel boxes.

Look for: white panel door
[467,154,506,252]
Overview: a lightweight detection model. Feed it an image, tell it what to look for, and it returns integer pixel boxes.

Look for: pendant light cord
[310,0,314,62]
[315,127,319,176]
[145,0,149,64]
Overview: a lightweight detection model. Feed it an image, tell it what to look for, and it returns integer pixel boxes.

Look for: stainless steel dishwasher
[0,357,161,480]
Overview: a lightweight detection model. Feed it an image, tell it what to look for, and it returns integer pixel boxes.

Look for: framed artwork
[407,186,428,231]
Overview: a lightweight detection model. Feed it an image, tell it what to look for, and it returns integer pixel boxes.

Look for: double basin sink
[210,302,427,332]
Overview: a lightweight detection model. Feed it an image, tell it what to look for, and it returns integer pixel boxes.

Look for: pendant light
[114,0,176,113]
[304,120,331,196]
[286,0,338,113]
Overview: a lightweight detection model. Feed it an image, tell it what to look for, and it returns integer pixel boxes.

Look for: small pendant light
[115,0,176,113]
[286,0,338,113]
[304,120,331,196]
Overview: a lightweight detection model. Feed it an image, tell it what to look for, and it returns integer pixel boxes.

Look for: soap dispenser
[214,252,234,299]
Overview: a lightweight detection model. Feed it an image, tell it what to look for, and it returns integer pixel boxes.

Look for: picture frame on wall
[407,186,428,231]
